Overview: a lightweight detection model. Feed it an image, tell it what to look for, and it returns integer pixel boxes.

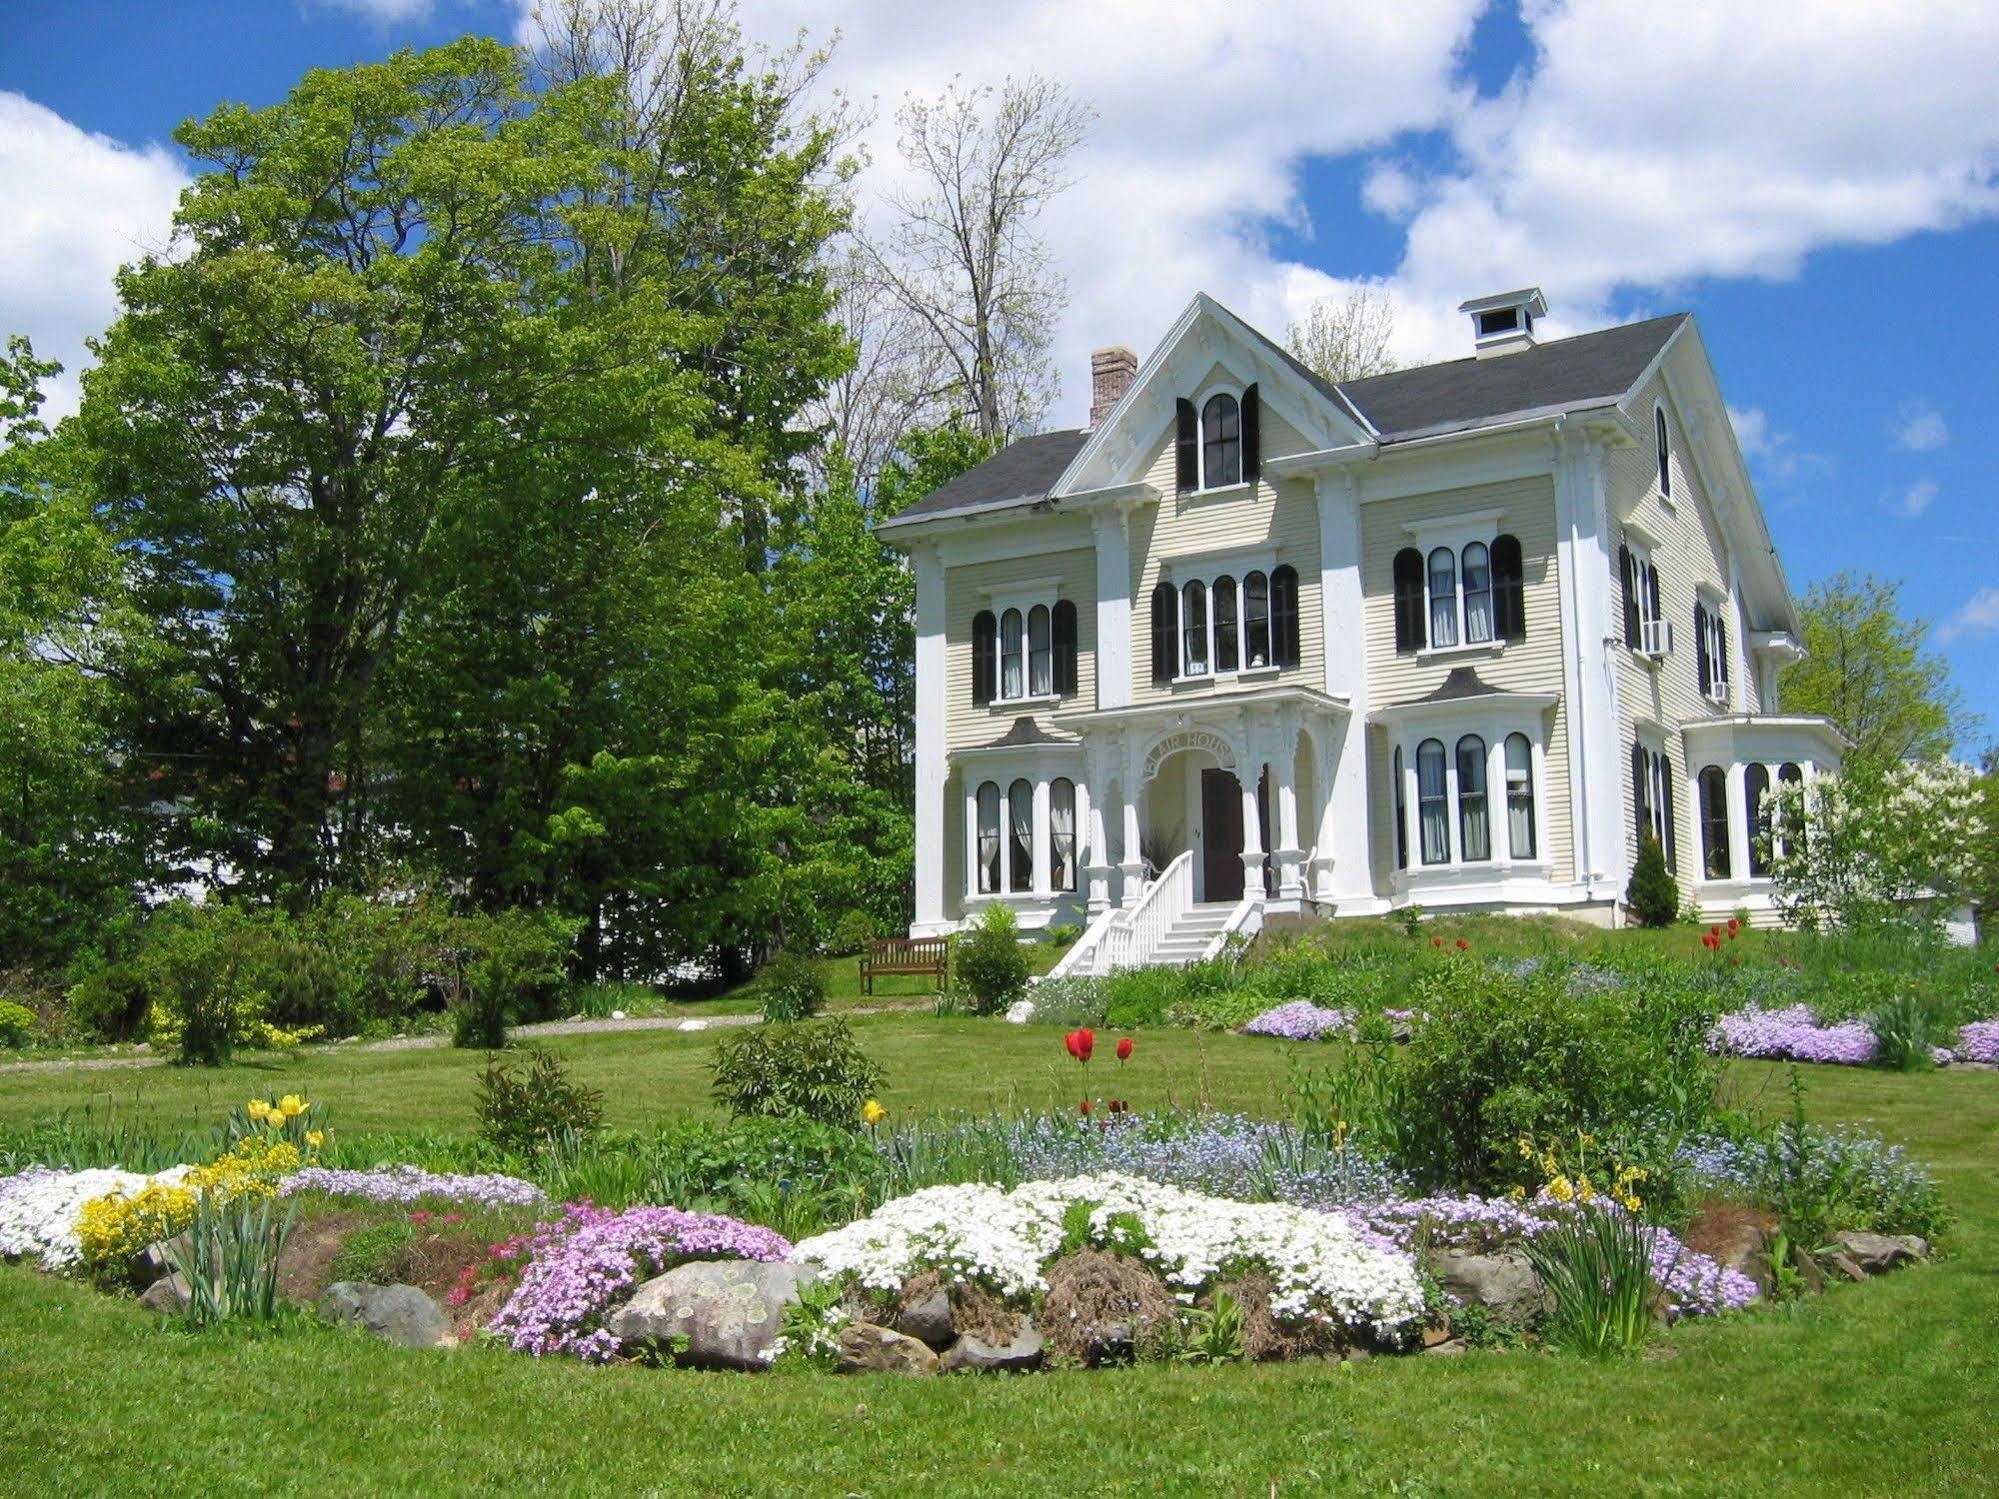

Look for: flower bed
[1239,1001,1353,1041]
[1708,1005,1999,1068]
[793,1172,1428,1340]
[0,1166,193,1270]
[488,1202,791,1361]
[281,1165,545,1209]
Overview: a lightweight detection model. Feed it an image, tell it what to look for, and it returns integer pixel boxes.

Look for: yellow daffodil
[247,1099,274,1124]
[305,1130,325,1150]
[278,1094,307,1119]
[861,1099,886,1126]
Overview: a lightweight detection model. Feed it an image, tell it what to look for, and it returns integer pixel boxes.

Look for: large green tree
[1780,571,1972,767]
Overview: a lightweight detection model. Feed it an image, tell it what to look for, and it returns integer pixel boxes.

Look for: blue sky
[2,1,1996,737]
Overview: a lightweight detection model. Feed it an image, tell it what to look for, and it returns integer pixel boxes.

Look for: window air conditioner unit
[1641,618,1674,660]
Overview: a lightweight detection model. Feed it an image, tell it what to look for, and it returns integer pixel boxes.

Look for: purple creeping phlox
[1240,1001,1353,1041]
[1958,1019,1999,1064]
[280,1164,546,1208]
[487,1203,790,1361]
[1708,1005,1879,1066]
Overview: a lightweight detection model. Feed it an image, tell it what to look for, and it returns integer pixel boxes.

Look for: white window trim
[1192,381,1246,495]
[1410,532,1507,657]
[1161,549,1285,683]
[1392,720,1551,875]
[1635,737,1673,862]
[1696,587,1732,707]
[1653,401,1676,510]
[962,765,1088,902]
[1627,540,1669,660]
[985,585,1064,706]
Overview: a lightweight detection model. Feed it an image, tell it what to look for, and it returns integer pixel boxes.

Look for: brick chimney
[1089,346,1139,428]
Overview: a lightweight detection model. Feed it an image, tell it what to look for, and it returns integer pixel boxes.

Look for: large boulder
[132,1233,190,1291]
[1434,1249,1548,1324]
[320,1282,455,1349]
[941,1321,1045,1373]
[1829,1231,1927,1277]
[605,1260,818,1370]
[835,1322,940,1375]
[893,1283,955,1350]
[137,1272,191,1316]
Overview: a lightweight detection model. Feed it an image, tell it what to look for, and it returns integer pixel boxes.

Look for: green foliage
[756,951,828,1024]
[1626,834,1680,929]
[0,1001,33,1048]
[824,911,880,958]
[1178,1290,1247,1365]
[329,1218,421,1286]
[709,1017,883,1129]
[955,904,1030,1015]
[170,1192,294,1327]
[1870,991,1947,1072]
[1045,923,1083,948]
[475,1048,604,1158]
[65,963,152,1043]
[1521,1201,1659,1357]
[445,909,578,1049]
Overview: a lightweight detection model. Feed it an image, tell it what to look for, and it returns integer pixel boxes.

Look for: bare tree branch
[1286,285,1398,384]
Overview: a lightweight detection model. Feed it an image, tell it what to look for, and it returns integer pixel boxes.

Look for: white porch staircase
[1045,851,1265,978]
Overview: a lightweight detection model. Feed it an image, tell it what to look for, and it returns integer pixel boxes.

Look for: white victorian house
[878,288,1842,970]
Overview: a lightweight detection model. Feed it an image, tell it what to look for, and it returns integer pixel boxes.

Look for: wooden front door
[1201,768,1244,902]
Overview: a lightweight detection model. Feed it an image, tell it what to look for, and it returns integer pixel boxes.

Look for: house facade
[878,289,1842,965]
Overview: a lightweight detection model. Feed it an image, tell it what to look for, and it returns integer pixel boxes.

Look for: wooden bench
[858,936,949,995]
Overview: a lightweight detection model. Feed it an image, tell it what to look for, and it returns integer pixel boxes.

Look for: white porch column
[1273,717,1305,901]
[1120,734,1146,907]
[1552,424,1627,902]
[1091,506,1134,711]
[1239,729,1267,897]
[1031,777,1052,894]
[1313,470,1376,909]
[912,542,949,933]
[1084,776,1113,917]
[1725,762,1752,883]
[963,784,980,902]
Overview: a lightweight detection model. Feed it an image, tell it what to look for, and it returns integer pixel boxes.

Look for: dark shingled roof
[1339,313,1688,441]
[977,716,1076,750]
[885,428,1088,525]
[1409,666,1507,705]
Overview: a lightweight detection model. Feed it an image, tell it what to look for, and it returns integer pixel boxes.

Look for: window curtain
[1213,576,1239,672]
[1745,763,1770,876]
[1028,605,1052,696]
[1461,543,1493,644]
[1428,549,1458,648]
[1699,766,1730,880]
[1244,571,1270,667]
[1049,779,1077,892]
[1181,580,1208,675]
[976,783,1001,894]
[1457,735,1490,861]
[1000,610,1023,699]
[1417,740,1449,864]
[1008,779,1034,892]
[1505,733,1536,859]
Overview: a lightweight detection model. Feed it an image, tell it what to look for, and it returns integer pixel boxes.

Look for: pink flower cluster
[486,1202,790,1362]
[1707,1005,1879,1066]
[1958,1019,1999,1064]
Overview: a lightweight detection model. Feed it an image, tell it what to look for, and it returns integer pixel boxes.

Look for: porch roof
[1052,683,1351,732]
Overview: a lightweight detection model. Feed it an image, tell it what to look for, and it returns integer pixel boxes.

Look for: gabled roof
[882,428,1088,525]
[1337,314,1689,443]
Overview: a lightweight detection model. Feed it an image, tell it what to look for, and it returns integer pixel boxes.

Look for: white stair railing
[1046,851,1194,979]
[1200,889,1266,963]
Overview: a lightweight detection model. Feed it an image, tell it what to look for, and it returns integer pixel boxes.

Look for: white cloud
[1893,398,1949,452]
[1885,478,1938,520]
[0,93,187,419]
[1727,402,1832,486]
[312,0,438,19]
[1940,587,1999,644]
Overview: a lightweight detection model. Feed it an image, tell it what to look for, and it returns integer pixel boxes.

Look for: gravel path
[0,1001,932,1075]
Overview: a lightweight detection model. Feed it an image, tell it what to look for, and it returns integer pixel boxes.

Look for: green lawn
[0,1030,1994,1495]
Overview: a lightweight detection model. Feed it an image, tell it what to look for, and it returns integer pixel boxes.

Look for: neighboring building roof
[1337,313,1688,442]
[885,428,1089,525]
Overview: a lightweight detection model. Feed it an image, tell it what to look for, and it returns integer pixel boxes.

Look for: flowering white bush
[0,1166,194,1270]
[792,1172,1426,1338]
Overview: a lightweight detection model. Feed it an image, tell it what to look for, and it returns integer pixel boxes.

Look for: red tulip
[1455,938,1469,951]
[1116,1037,1134,1062]
[1064,1027,1095,1063]
[1432,936,1444,947]
[1079,1098,1092,1116]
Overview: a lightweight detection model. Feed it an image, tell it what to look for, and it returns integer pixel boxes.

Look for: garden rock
[1831,1231,1925,1275]
[942,1321,1045,1372]
[1435,1249,1547,1324]
[137,1272,190,1316]
[320,1282,455,1349]
[893,1284,955,1349]
[132,1232,190,1290]
[1005,999,1036,1025]
[605,1260,818,1370]
[835,1321,940,1375]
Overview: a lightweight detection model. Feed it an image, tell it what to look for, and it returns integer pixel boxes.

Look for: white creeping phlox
[0,1166,195,1270]
[792,1173,1426,1338]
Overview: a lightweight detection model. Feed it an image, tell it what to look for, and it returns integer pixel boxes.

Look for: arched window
[1778,762,1804,857]
[1655,405,1672,497]
[1505,733,1536,860]
[1008,778,1034,893]
[1417,739,1449,865]
[1201,392,1241,488]
[1492,534,1525,641]
[1271,565,1300,667]
[1049,778,1077,892]
[976,782,1002,894]
[1461,541,1493,644]
[1427,548,1459,648]
[999,608,1023,700]
[1244,570,1271,668]
[1698,765,1730,880]
[1745,763,1771,876]
[1051,599,1078,697]
[1457,734,1490,862]
[1150,581,1178,685]
[1181,578,1209,675]
[1213,575,1239,672]
[1027,604,1052,697]
[971,610,998,706]
[1393,548,1426,652]
[1393,745,1408,870]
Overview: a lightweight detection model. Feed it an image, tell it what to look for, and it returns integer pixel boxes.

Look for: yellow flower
[305,1130,325,1150]
[1547,1174,1575,1203]
[278,1094,307,1119]
[247,1099,273,1124]
[861,1099,887,1127]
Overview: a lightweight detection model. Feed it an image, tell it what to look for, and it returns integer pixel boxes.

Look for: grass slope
[0,1036,1994,1495]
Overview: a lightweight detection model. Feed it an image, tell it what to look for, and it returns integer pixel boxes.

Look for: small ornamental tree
[1626,834,1679,929]
[1769,759,1985,938]
[955,903,1030,1014]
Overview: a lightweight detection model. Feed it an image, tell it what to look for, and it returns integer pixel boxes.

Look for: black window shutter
[1393,548,1426,652]
[1619,545,1640,646]
[1716,615,1729,686]
[1271,564,1299,667]
[1492,533,1525,640]
[1150,581,1177,684]
[1174,399,1198,492]
[1051,599,1078,697]
[1241,383,1261,483]
[1661,765,1679,874]
[972,610,997,706]
[1632,742,1648,843]
[1695,605,1711,696]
